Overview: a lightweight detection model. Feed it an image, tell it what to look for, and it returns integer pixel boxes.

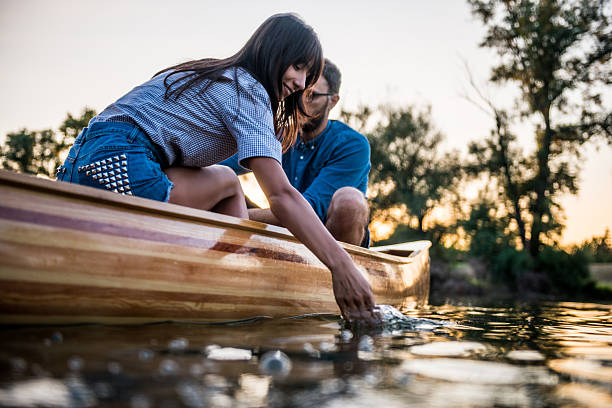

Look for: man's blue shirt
[220,120,371,222]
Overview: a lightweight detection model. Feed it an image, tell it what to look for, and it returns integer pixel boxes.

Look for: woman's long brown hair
[154,13,323,152]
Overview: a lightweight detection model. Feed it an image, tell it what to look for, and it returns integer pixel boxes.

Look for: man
[222,59,371,246]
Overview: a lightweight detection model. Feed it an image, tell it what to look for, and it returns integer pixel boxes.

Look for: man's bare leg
[325,187,369,246]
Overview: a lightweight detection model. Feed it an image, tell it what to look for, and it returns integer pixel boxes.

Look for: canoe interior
[0,170,430,324]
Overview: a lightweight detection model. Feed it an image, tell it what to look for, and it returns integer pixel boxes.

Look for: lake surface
[0,301,610,407]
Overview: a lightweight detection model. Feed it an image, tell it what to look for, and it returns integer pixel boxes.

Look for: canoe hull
[0,170,429,324]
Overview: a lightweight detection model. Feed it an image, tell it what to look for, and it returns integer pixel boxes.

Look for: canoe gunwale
[0,170,428,264]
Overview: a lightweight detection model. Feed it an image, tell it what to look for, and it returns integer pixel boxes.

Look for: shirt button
[294,177,298,181]
[299,155,304,160]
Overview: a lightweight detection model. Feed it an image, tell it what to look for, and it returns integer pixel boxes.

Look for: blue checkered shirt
[91,67,281,168]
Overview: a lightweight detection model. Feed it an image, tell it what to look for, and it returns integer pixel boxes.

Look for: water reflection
[0,302,610,407]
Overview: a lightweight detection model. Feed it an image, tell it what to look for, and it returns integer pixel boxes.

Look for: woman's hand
[330,260,378,326]
[247,156,378,325]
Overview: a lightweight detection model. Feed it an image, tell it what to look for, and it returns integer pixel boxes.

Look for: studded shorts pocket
[77,153,133,195]
[73,145,173,202]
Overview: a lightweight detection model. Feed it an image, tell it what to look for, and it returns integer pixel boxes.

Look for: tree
[1,128,60,176]
[462,67,532,249]
[461,193,533,286]
[342,105,462,242]
[0,107,96,178]
[573,228,612,263]
[59,107,96,148]
[467,0,612,258]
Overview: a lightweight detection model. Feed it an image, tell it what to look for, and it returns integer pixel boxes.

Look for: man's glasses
[305,92,334,102]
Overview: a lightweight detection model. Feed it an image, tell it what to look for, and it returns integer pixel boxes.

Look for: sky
[1,0,610,246]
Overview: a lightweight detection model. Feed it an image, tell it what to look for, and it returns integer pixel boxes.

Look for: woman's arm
[246,156,377,325]
[248,208,281,225]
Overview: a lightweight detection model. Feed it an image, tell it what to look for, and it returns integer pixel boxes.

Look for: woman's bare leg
[165,165,248,218]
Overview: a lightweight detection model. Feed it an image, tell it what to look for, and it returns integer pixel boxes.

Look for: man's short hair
[323,58,341,95]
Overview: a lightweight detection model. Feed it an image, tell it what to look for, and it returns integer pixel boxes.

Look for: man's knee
[325,187,369,245]
[327,187,369,224]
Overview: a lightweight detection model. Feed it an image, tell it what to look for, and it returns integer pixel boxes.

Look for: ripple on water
[0,377,97,408]
[168,337,189,352]
[549,358,612,382]
[9,357,27,373]
[321,390,413,408]
[176,381,206,408]
[203,374,229,389]
[206,347,252,361]
[130,394,151,408]
[409,341,488,357]
[107,361,122,375]
[406,381,531,408]
[235,373,270,406]
[396,358,558,385]
[564,346,612,360]
[93,382,114,399]
[67,356,84,372]
[302,342,321,358]
[0,378,70,407]
[505,349,546,361]
[555,383,612,408]
[358,335,374,352]
[138,348,154,362]
[158,359,180,376]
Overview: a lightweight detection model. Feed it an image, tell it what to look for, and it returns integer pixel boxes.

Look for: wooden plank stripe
[0,279,336,318]
[0,263,334,303]
[0,205,307,264]
[0,226,331,287]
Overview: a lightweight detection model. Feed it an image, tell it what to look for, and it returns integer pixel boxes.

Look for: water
[0,301,610,407]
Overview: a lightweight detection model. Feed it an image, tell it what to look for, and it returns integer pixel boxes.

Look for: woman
[58,13,377,325]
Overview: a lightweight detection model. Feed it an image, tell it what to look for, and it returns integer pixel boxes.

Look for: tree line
[1,108,96,178]
[1,0,610,298]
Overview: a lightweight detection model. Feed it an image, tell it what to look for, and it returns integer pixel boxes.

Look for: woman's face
[279,63,309,101]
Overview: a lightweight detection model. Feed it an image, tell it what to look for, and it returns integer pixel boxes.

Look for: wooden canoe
[0,169,430,324]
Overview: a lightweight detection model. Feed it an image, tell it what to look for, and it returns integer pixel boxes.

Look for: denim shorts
[56,121,174,202]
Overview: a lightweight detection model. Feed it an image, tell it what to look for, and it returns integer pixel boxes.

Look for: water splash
[347,304,451,333]
[377,305,449,329]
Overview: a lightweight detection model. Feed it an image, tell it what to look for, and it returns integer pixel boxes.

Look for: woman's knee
[210,165,244,193]
[165,165,244,209]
